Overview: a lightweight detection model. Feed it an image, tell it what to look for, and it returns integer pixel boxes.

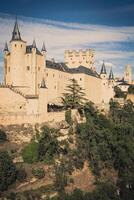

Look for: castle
[0,20,115,124]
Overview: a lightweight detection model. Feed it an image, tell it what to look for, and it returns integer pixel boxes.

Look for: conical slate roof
[109,68,114,80]
[32,39,36,48]
[11,18,22,41]
[42,42,46,52]
[100,61,107,74]
[4,42,9,51]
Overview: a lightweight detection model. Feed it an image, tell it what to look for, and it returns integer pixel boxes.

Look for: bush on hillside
[22,142,39,163]
[0,129,7,142]
[32,167,45,179]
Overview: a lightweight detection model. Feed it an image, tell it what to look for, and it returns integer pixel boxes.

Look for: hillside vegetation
[0,79,134,200]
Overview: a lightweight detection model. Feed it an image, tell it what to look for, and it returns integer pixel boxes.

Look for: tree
[123,100,133,112]
[0,151,17,191]
[54,162,68,194]
[114,86,126,98]
[17,168,27,182]
[0,129,7,142]
[128,85,134,94]
[61,78,87,109]
[38,126,60,163]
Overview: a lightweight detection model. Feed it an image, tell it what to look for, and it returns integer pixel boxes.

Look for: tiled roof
[118,82,130,86]
[26,45,42,56]
[46,60,100,78]
[11,19,22,41]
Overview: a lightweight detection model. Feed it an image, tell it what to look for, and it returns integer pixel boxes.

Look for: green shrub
[17,168,27,182]
[65,110,73,126]
[38,126,60,163]
[32,167,45,179]
[0,129,7,142]
[22,142,39,163]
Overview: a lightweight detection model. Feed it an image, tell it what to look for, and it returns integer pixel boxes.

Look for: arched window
[27,66,30,71]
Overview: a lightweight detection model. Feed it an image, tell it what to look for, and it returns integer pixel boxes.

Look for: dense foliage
[22,141,39,163]
[38,126,60,163]
[75,101,134,200]
[114,86,126,98]
[51,183,119,200]
[22,126,60,164]
[0,151,17,191]
[17,168,27,182]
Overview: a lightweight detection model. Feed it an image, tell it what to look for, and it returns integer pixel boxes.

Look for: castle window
[53,74,55,77]
[46,73,48,76]
[21,44,22,48]
[54,85,56,89]
[38,67,40,71]
[80,78,82,81]
[8,67,10,72]
[15,44,17,47]
[27,66,30,71]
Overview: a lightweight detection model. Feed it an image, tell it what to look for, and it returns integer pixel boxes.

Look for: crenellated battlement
[64,49,95,69]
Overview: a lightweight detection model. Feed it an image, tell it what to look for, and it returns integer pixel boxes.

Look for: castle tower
[100,60,107,79]
[41,42,47,53]
[3,42,10,84]
[109,68,114,84]
[9,18,26,86]
[38,78,48,115]
[64,49,94,68]
[41,42,47,77]
[124,64,132,84]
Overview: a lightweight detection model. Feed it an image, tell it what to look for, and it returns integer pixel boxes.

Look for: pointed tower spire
[11,17,22,41]
[109,68,114,80]
[41,42,46,52]
[32,39,36,48]
[4,42,9,52]
[100,60,107,74]
[40,77,47,88]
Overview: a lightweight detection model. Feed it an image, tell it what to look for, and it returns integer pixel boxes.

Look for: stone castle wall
[0,112,65,125]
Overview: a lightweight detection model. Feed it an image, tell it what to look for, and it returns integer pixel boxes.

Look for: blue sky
[0,0,134,81]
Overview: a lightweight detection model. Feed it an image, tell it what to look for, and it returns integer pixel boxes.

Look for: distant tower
[41,42,47,68]
[41,42,47,53]
[100,60,107,79]
[3,42,10,84]
[9,18,26,86]
[109,68,115,86]
[124,64,132,84]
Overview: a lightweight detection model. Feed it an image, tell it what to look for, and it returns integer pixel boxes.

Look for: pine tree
[61,78,87,109]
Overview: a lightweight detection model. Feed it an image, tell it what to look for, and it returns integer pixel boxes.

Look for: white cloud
[0,13,134,78]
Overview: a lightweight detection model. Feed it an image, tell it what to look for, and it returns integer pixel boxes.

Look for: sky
[0,0,134,81]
